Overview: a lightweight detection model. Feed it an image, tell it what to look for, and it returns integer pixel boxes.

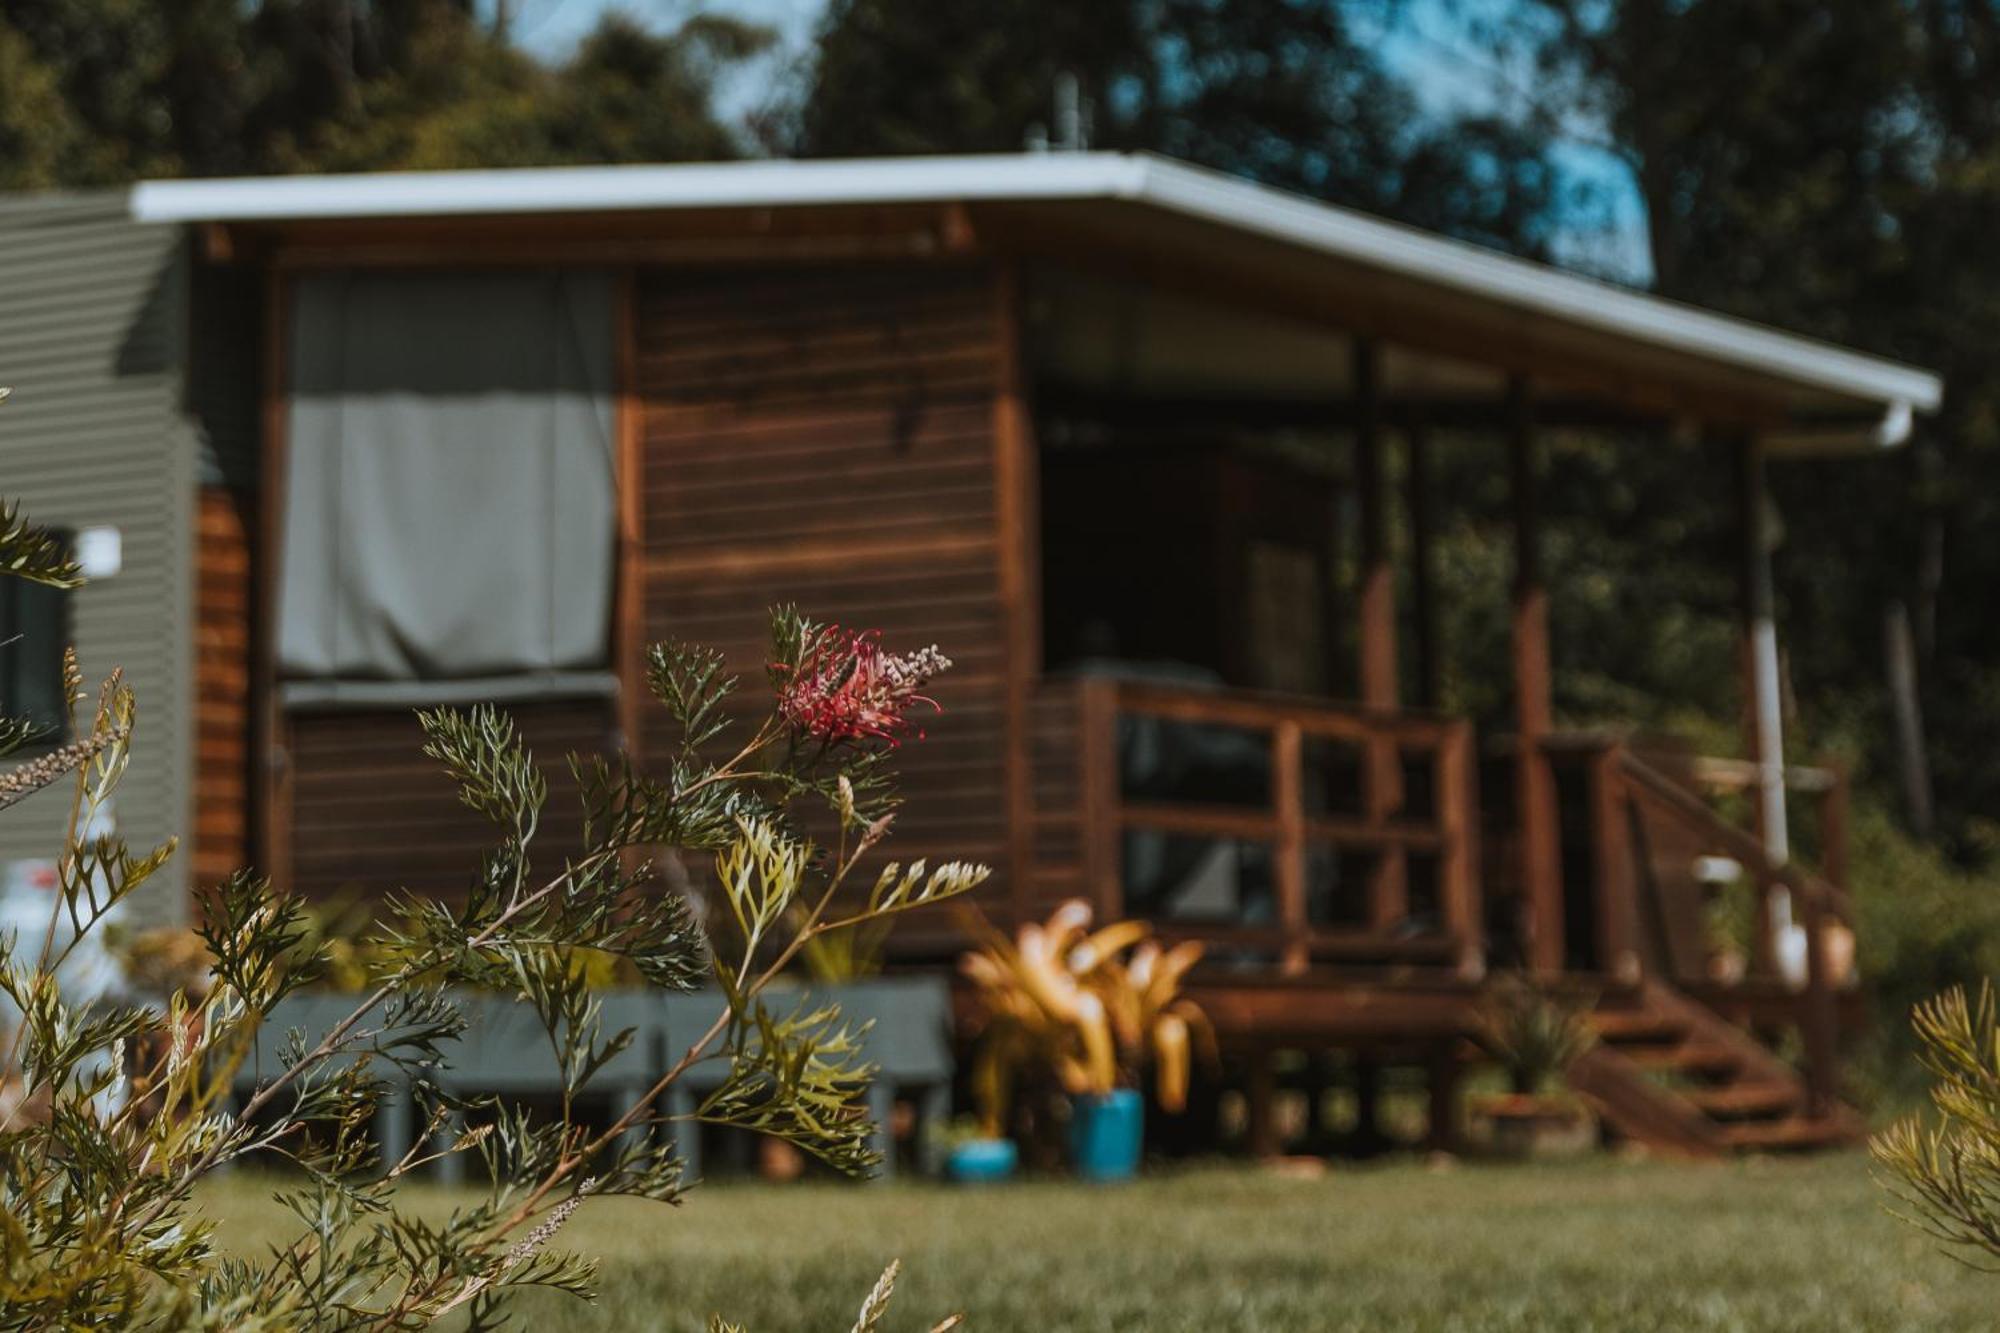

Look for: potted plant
[1472,974,1598,1159]
[959,900,1210,1182]
[933,1114,1018,1183]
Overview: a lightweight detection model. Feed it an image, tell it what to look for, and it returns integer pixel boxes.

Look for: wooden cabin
[0,154,1941,1156]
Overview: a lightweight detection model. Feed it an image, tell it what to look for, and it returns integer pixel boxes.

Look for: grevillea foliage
[0,456,983,1328]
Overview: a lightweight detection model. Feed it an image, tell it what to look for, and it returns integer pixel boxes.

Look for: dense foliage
[789,0,1563,256]
[1874,984,2000,1266]
[0,477,977,1327]
[0,0,769,184]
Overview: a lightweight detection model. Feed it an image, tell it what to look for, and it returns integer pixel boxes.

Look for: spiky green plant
[1475,974,1596,1096]
[1873,984,2000,1267]
[0,434,981,1328]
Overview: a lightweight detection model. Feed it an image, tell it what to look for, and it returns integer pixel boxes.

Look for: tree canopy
[0,0,770,186]
[4,0,1993,851]
[1511,0,2000,845]
[790,0,1564,255]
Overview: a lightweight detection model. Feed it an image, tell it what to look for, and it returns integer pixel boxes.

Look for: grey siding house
[0,191,205,924]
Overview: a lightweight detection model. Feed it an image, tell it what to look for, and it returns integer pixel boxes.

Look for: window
[278,271,617,706]
[0,537,71,738]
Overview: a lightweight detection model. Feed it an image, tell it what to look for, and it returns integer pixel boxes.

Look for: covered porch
[995,216,1935,1151]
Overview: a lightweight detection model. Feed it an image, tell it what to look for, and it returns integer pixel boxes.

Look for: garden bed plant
[0,433,978,1328]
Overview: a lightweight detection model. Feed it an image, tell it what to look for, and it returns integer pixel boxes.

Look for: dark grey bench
[235,978,954,1181]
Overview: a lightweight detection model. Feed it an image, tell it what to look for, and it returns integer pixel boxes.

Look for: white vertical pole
[1743,438,1793,935]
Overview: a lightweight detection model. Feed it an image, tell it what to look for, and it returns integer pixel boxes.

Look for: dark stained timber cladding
[194,487,252,887]
[288,700,614,902]
[637,263,1010,943]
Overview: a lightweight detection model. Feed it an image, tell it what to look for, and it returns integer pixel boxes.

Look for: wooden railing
[1584,741,1851,1114]
[1662,752,1851,900]
[1060,677,1483,978]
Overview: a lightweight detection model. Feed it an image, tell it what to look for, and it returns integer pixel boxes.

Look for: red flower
[774,627,951,746]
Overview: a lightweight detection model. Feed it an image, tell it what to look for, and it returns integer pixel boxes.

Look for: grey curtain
[278,270,616,700]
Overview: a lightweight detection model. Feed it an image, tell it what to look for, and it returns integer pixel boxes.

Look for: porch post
[1353,340,1408,927]
[1508,376,1563,973]
[995,264,1041,928]
[1736,435,1790,866]
[1736,435,1792,985]
[1405,411,1440,710]
[1355,340,1397,709]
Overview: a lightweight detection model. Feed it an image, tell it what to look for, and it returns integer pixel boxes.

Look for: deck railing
[1572,738,1852,1113]
[1050,677,1482,978]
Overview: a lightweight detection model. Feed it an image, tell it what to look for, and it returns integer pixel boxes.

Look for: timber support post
[1736,435,1790,864]
[1426,1044,1462,1154]
[1736,434,1791,977]
[1406,410,1440,710]
[1508,376,1562,973]
[1354,339,1408,928]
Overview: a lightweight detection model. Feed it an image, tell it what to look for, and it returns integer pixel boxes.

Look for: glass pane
[1118,715,1270,808]
[0,563,69,736]
[1121,831,1275,925]
[1399,751,1437,821]
[1304,845,1376,927]
[1301,736,1366,817]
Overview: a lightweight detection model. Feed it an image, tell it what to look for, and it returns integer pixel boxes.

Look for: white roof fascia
[130,151,1942,417]
[129,154,1142,224]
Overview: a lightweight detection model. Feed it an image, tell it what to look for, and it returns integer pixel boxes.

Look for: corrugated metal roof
[131,152,1942,429]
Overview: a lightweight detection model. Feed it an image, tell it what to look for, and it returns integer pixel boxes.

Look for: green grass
[205,1153,1990,1331]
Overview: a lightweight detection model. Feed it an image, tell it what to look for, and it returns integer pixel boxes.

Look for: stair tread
[1685,1082,1802,1117]
[1717,1116,1858,1150]
[1590,1010,1692,1042]
[1622,1042,1744,1075]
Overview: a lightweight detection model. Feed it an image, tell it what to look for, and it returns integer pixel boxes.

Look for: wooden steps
[1685,1082,1801,1119]
[1587,1009,1687,1043]
[1717,1116,1857,1151]
[1568,981,1861,1158]
[1619,1042,1742,1077]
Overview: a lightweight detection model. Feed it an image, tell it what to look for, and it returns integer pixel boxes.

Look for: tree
[790,0,1563,255]
[0,0,770,182]
[1514,0,2000,845]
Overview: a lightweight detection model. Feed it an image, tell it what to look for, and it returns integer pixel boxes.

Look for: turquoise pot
[946,1137,1018,1183]
[1069,1088,1144,1182]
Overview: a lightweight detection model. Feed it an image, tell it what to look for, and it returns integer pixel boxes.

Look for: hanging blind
[278,270,616,704]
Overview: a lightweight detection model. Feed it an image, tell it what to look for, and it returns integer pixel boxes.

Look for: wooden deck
[1014,674,1864,1157]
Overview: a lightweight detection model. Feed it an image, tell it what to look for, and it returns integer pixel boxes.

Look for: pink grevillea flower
[774,627,952,746]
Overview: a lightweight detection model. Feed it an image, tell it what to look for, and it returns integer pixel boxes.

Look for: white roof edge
[129,151,1942,416]
[129,154,1146,222]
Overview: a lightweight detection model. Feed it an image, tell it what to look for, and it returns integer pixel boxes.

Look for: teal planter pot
[946,1137,1018,1183]
[1070,1089,1144,1182]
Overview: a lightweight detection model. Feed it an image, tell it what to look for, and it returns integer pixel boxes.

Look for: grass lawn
[206,1152,1987,1331]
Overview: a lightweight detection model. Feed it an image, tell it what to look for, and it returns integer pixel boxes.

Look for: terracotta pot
[1474,1093,1595,1160]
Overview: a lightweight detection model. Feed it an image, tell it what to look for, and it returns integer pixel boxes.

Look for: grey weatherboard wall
[0,190,197,925]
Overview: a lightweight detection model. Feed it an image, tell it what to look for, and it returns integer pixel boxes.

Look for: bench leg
[614,1081,648,1163]
[667,1083,701,1183]
[918,1083,951,1175]
[434,1107,466,1187]
[377,1081,413,1172]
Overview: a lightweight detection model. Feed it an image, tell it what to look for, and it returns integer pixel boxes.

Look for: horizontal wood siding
[193,487,252,887]
[287,700,613,902]
[1029,681,1086,914]
[637,263,1010,947]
